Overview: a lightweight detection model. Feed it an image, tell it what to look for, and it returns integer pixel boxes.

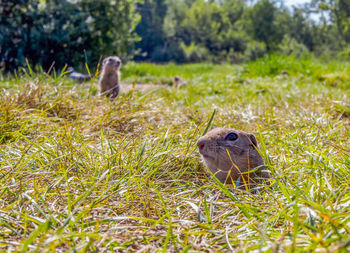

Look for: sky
[284,0,310,6]
[248,0,311,7]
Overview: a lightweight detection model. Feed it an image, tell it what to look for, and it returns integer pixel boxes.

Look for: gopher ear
[249,134,258,147]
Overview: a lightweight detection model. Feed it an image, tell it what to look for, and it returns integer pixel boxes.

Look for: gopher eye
[225,132,238,141]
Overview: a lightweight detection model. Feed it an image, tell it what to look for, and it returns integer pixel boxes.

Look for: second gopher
[173,76,187,88]
[197,128,270,186]
[99,56,122,98]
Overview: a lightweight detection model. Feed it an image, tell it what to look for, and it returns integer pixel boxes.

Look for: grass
[0,55,349,252]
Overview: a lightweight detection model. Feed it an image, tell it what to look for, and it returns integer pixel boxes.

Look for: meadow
[0,55,349,252]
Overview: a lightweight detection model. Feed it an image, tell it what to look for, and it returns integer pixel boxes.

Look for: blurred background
[0,0,349,72]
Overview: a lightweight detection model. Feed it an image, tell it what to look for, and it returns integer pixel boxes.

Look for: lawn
[0,55,349,252]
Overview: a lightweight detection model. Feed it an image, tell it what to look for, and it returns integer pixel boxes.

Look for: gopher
[173,75,187,88]
[99,56,122,98]
[281,70,289,77]
[197,128,270,186]
[66,67,92,83]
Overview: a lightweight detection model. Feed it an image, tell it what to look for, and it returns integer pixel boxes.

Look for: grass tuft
[0,58,349,251]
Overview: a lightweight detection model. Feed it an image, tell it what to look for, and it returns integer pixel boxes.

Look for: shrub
[180,42,209,63]
[0,0,140,72]
[278,35,310,58]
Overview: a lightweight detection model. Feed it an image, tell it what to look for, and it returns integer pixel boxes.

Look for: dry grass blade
[0,59,349,251]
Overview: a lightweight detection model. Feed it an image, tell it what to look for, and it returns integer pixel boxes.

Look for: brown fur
[99,56,122,98]
[281,70,289,77]
[197,128,270,186]
[173,76,186,88]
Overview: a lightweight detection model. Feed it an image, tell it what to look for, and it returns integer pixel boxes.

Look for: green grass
[0,56,349,252]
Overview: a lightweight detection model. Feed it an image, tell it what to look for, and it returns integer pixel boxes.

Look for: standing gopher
[99,56,122,98]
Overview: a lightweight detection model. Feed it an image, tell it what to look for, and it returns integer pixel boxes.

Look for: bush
[338,44,350,60]
[0,0,140,72]
[150,41,186,63]
[244,41,267,61]
[278,35,310,58]
[180,42,209,63]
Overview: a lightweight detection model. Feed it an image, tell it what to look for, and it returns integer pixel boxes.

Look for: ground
[0,55,349,252]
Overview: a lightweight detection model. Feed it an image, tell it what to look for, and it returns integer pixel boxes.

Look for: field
[0,55,349,252]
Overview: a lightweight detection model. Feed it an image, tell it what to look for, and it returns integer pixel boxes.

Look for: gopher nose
[197,139,206,151]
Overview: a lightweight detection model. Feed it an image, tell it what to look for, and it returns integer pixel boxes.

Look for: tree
[134,0,168,61]
[163,0,250,63]
[248,0,281,50]
[0,0,141,72]
[0,0,42,71]
[330,0,350,42]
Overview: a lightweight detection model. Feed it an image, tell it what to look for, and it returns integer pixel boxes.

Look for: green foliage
[243,54,315,77]
[180,42,209,63]
[79,0,141,63]
[244,41,267,61]
[336,0,350,42]
[150,0,251,63]
[134,0,350,64]
[242,54,350,82]
[315,0,350,42]
[0,0,41,71]
[0,0,140,72]
[338,44,350,59]
[1,0,349,70]
[247,0,281,50]
[279,35,310,58]
[134,0,349,64]
[134,0,168,61]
